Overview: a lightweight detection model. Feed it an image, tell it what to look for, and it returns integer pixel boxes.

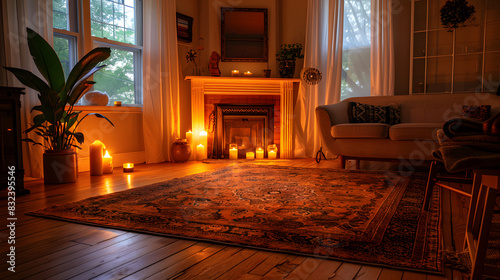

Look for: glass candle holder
[267,144,278,159]
[255,147,264,159]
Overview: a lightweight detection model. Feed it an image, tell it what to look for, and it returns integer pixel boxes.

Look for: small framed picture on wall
[176,13,193,43]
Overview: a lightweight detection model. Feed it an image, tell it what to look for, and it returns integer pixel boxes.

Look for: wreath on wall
[440,0,476,29]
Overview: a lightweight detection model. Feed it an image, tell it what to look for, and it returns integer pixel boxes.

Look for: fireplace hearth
[213,104,274,159]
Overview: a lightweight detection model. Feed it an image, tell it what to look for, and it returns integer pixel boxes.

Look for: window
[52,0,143,105]
[341,0,371,100]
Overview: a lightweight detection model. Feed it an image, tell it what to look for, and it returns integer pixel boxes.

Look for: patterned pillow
[348,102,401,125]
[461,105,491,121]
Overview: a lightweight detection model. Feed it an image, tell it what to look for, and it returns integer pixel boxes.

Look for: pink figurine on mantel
[209,51,221,76]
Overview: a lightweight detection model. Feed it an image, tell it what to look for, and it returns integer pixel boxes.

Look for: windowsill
[70,105,143,112]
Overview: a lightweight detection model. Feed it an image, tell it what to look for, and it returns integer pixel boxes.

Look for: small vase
[43,149,77,184]
[171,139,192,163]
[278,60,296,78]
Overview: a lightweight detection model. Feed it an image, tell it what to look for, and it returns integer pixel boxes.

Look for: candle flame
[103,150,111,158]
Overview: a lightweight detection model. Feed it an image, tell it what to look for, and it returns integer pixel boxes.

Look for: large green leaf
[26,28,65,93]
[65,47,111,94]
[67,80,96,106]
[3,67,50,92]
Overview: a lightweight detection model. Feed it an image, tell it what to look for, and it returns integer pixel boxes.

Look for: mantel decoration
[300,67,323,85]
[3,28,114,184]
[186,49,200,76]
[276,43,304,78]
[440,0,476,29]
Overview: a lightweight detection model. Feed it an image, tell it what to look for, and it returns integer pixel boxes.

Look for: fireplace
[213,104,274,159]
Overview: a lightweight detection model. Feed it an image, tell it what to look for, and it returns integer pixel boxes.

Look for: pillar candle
[89,140,104,176]
[231,70,239,77]
[246,152,255,160]
[102,150,113,174]
[256,148,264,159]
[244,71,252,77]
[229,147,238,160]
[199,131,208,158]
[196,144,206,161]
[268,150,277,159]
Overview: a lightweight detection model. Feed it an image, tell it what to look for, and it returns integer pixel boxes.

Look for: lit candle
[114,101,121,106]
[244,71,252,77]
[268,150,276,159]
[123,163,134,172]
[246,152,255,160]
[256,148,264,159]
[229,147,238,160]
[199,131,207,158]
[89,140,104,176]
[196,144,206,161]
[102,150,113,174]
[231,70,240,77]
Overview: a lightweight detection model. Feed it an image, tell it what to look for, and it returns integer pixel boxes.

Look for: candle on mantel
[102,150,113,174]
[256,147,264,159]
[89,140,104,176]
[229,145,238,160]
[123,163,134,172]
[231,70,240,77]
[196,144,206,161]
[246,151,255,160]
[199,131,208,158]
[244,71,252,77]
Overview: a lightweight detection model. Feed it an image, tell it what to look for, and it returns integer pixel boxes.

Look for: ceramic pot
[278,60,296,78]
[43,149,77,184]
[171,139,191,163]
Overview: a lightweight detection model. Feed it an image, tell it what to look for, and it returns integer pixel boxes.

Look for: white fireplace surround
[186,76,300,158]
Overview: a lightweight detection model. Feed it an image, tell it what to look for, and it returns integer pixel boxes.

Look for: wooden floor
[0,158,471,280]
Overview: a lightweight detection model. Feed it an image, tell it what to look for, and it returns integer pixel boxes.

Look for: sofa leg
[340,155,346,169]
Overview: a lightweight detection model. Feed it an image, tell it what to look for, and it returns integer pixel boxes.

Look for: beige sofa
[316,93,500,168]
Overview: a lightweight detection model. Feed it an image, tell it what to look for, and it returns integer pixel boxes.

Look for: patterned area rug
[29,165,443,273]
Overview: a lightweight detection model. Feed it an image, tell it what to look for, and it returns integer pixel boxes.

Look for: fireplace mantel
[186,76,300,158]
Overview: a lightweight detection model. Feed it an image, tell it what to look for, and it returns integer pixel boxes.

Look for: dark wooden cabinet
[0,86,29,195]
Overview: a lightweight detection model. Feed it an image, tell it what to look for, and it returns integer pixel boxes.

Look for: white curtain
[1,0,53,178]
[142,0,181,163]
[371,0,394,96]
[294,0,344,158]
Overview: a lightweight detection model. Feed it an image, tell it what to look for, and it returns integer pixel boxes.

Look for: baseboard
[77,151,146,172]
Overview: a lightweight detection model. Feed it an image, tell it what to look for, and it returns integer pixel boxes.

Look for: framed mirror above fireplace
[221,7,268,62]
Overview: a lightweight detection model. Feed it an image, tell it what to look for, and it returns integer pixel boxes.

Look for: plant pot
[278,60,296,78]
[43,149,77,184]
[171,139,192,163]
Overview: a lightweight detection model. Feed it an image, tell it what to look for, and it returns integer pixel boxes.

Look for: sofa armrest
[315,106,340,157]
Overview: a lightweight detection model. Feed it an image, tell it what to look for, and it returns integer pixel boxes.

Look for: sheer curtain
[294,0,344,158]
[371,0,394,96]
[142,0,181,163]
[1,0,53,178]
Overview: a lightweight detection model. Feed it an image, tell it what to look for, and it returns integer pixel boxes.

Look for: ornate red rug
[29,165,442,273]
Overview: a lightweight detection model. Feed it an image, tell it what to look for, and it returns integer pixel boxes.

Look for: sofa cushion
[389,123,442,141]
[331,123,390,139]
[348,102,401,125]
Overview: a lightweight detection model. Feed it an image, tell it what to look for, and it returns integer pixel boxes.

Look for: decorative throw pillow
[348,102,401,125]
[461,105,491,121]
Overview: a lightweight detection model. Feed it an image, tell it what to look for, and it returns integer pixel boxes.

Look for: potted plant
[3,28,114,184]
[276,43,304,78]
[440,0,476,29]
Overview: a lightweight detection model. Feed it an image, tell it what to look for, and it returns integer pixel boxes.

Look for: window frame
[53,0,143,106]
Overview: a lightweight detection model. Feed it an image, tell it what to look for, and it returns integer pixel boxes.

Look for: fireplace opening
[213,104,274,159]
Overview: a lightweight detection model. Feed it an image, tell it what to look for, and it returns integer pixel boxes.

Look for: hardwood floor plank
[248,252,290,276]
[217,250,271,280]
[304,259,342,280]
[330,263,362,280]
[284,257,323,279]
[377,268,403,280]
[401,271,427,280]
[260,255,306,279]
[353,266,382,280]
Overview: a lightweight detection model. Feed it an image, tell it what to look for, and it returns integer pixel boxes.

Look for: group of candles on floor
[186,130,278,161]
[89,140,134,175]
